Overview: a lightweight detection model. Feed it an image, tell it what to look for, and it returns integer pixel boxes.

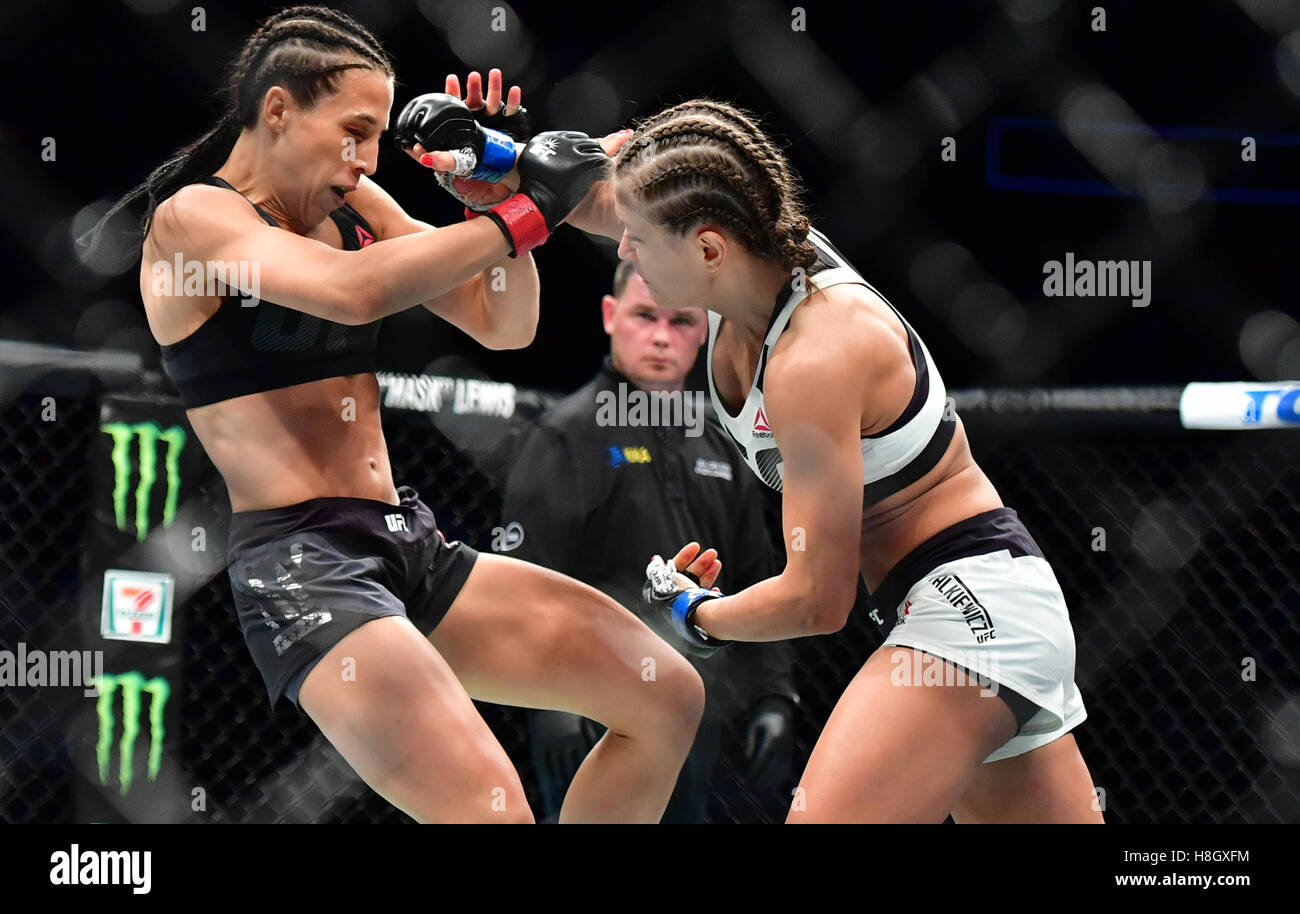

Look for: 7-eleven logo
[753,407,773,435]
[102,569,173,644]
[122,587,155,634]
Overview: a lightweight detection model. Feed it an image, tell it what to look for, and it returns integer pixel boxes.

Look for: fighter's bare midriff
[140,204,400,513]
[855,418,1003,591]
[183,374,398,512]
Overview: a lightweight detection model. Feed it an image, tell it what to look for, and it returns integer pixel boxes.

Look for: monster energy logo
[101,422,186,541]
[92,671,169,795]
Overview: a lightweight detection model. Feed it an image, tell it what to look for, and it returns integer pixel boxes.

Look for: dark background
[2,0,1299,394]
[3,0,1300,826]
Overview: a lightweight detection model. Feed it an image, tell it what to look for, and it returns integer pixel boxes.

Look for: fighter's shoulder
[144,184,275,265]
[765,283,910,423]
[150,183,262,239]
[772,288,896,382]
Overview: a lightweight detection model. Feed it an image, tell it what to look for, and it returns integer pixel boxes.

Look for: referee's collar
[596,355,633,392]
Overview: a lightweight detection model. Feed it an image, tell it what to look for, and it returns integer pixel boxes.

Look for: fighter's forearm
[692,572,842,642]
[563,180,623,242]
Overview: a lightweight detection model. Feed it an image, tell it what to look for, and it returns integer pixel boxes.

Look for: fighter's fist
[469,130,612,258]
[643,554,732,656]
[515,130,611,229]
[402,70,529,211]
[392,92,517,183]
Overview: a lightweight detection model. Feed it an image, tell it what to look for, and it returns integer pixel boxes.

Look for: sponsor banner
[100,569,174,644]
[1179,382,1300,429]
[376,371,517,418]
[90,670,172,796]
[78,393,195,821]
[92,394,209,550]
[69,664,186,823]
[375,371,552,499]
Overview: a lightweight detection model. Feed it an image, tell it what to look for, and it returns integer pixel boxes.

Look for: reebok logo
[752,407,773,439]
[356,225,374,247]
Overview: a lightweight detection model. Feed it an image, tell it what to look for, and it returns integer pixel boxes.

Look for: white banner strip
[1179,382,1300,429]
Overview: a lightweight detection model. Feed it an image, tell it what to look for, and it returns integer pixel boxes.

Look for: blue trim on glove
[472,129,519,182]
[669,588,727,646]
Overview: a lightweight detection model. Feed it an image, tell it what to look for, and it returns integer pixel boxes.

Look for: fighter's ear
[601,295,618,334]
[262,85,291,132]
[697,228,727,272]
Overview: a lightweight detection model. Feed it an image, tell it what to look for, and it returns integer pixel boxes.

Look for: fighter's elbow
[343,276,386,325]
[480,318,537,350]
[804,582,857,635]
[347,294,378,326]
[810,610,850,635]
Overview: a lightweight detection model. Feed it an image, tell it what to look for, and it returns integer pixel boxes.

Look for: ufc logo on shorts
[384,513,408,533]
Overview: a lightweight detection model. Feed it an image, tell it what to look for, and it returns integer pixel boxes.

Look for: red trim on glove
[490,194,549,257]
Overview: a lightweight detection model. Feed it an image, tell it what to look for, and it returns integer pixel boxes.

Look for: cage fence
[2,362,1296,824]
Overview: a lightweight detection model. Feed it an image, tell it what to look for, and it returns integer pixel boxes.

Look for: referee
[500,261,798,823]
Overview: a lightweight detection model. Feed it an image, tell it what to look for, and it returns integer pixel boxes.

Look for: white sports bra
[705,228,955,504]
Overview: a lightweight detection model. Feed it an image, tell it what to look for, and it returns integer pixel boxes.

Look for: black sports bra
[158,176,381,408]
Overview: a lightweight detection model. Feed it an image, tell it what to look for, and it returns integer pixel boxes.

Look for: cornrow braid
[652,111,787,225]
[81,5,394,257]
[637,157,773,258]
[613,99,817,272]
[641,118,781,222]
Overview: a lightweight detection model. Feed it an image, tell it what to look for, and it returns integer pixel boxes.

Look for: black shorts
[226,485,478,711]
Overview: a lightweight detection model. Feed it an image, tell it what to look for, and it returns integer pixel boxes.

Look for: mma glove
[392,92,531,210]
[466,130,610,257]
[643,554,733,657]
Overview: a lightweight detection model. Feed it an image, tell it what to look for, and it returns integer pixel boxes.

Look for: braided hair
[81,5,394,254]
[611,99,817,272]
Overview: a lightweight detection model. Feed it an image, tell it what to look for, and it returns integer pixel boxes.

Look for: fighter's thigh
[299,614,529,821]
[951,732,1104,823]
[788,646,1017,823]
[426,554,703,734]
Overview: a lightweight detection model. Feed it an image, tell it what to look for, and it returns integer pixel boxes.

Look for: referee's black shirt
[500,356,797,715]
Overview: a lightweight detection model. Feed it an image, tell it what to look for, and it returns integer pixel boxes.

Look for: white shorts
[872,509,1088,764]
